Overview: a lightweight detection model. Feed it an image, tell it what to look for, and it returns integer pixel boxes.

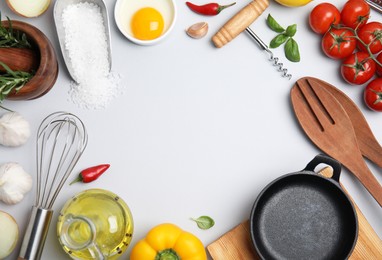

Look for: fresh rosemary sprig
[0,62,34,102]
[0,13,31,48]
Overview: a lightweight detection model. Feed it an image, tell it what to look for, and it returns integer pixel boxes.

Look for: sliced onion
[0,211,19,259]
[6,0,51,18]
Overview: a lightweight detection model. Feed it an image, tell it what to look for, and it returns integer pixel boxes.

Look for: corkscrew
[212,0,292,80]
[245,27,292,79]
[365,0,382,13]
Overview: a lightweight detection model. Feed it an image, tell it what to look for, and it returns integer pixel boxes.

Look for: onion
[0,211,19,259]
[6,0,51,18]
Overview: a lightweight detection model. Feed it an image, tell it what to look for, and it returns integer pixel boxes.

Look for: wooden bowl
[1,20,59,100]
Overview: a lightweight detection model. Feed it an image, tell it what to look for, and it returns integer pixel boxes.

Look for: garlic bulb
[0,112,31,147]
[0,163,32,205]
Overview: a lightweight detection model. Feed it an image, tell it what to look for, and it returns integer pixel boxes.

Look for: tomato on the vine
[376,52,382,76]
[309,3,341,34]
[341,52,376,85]
[357,22,382,54]
[340,0,370,29]
[364,78,382,111]
[321,28,356,59]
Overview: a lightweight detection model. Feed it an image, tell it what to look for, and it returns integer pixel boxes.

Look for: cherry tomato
[309,3,341,34]
[364,78,382,111]
[341,52,376,85]
[321,28,356,59]
[357,22,382,54]
[341,0,370,29]
[376,52,382,76]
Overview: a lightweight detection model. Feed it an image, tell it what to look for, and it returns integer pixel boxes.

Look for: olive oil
[57,189,133,259]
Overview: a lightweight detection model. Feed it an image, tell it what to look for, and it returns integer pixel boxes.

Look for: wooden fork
[291,77,382,207]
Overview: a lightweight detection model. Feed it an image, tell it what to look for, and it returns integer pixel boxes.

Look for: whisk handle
[19,207,53,260]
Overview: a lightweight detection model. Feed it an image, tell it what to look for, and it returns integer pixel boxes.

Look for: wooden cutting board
[207,167,382,259]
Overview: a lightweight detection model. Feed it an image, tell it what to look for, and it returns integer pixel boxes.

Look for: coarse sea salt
[62,2,123,109]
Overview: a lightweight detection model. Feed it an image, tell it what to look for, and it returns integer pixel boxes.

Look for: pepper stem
[218,2,236,13]
[155,249,180,260]
[69,175,83,185]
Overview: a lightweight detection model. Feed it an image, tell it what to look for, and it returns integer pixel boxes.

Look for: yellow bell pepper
[130,223,207,260]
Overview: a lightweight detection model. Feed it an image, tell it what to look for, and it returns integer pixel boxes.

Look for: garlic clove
[186,22,208,39]
[0,112,31,147]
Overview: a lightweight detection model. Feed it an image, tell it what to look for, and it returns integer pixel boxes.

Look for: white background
[1,0,382,259]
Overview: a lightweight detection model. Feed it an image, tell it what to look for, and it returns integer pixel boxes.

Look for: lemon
[274,0,312,7]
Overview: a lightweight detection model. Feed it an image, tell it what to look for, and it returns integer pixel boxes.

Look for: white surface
[1,0,382,259]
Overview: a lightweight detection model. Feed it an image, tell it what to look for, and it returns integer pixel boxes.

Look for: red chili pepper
[186,1,236,16]
[70,164,110,185]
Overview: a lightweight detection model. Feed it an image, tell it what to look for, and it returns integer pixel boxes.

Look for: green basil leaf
[191,216,215,230]
[266,14,285,33]
[285,24,297,37]
[285,38,300,62]
[270,34,288,48]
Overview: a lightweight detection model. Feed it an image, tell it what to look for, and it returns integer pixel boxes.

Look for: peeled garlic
[0,162,32,205]
[0,112,31,147]
[186,22,208,39]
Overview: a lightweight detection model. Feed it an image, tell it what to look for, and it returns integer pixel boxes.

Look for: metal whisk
[245,27,292,80]
[19,112,88,260]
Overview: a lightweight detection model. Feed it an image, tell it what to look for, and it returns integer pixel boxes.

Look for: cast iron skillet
[250,154,358,260]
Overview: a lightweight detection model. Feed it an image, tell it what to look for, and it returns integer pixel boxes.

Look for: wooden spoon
[307,77,382,169]
[291,77,382,207]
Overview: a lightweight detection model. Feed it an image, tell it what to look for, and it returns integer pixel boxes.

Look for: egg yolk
[131,7,164,41]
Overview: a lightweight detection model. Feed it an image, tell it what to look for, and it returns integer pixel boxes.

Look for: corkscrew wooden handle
[212,0,269,48]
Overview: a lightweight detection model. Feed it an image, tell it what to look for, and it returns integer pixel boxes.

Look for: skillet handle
[304,154,342,183]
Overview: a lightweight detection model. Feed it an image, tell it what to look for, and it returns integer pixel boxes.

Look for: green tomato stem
[371,89,382,105]
[331,24,382,68]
